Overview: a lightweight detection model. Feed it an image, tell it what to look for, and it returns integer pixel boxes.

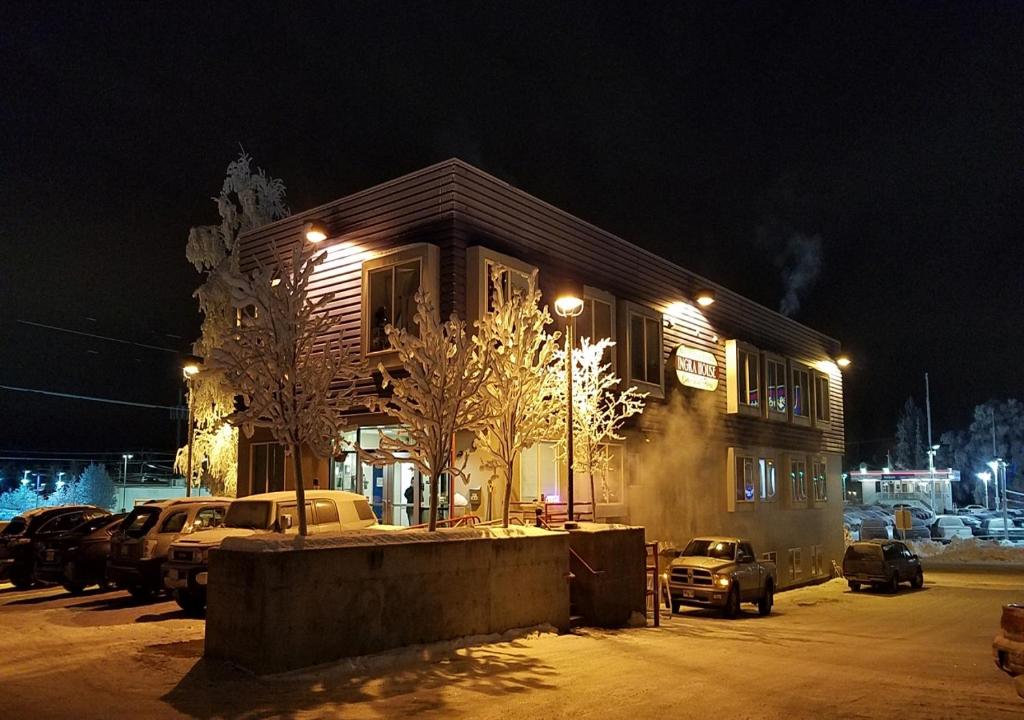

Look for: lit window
[576,287,616,368]
[467,246,536,326]
[811,545,824,576]
[791,458,808,503]
[484,259,531,314]
[736,455,756,502]
[812,459,827,502]
[520,442,560,502]
[759,457,777,500]
[764,356,788,418]
[814,374,831,424]
[791,365,811,421]
[727,341,761,416]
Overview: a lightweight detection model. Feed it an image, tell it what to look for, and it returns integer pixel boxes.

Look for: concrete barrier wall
[568,524,647,627]
[204,527,570,674]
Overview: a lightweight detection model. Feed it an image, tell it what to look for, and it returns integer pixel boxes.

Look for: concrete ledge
[568,523,646,627]
[205,527,570,674]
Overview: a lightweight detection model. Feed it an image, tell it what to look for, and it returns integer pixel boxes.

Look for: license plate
[683,589,694,598]
[45,550,55,562]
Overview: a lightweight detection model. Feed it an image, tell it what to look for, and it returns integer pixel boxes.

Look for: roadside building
[233,159,846,587]
[851,468,959,513]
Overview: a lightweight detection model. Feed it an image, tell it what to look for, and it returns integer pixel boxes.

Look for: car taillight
[141,539,158,560]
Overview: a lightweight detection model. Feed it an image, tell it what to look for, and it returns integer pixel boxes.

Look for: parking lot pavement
[2,568,1023,719]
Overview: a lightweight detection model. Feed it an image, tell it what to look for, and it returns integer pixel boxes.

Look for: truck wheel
[174,589,207,617]
[724,587,741,619]
[848,581,861,592]
[910,568,924,589]
[758,581,774,616]
[10,567,34,590]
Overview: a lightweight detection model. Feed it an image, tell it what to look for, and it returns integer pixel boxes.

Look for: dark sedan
[0,506,109,588]
[34,514,126,594]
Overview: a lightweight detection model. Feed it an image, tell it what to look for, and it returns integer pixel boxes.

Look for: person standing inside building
[404,481,415,525]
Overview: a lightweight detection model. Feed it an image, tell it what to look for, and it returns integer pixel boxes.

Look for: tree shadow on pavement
[161,638,559,719]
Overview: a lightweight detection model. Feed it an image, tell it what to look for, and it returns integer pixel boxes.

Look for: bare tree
[367,289,491,531]
[209,247,360,536]
[554,338,646,506]
[474,268,563,526]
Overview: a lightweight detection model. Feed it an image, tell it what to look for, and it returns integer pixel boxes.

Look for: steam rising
[776,233,823,317]
[629,391,723,548]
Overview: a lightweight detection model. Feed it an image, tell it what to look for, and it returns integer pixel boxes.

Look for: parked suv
[843,540,923,593]
[163,490,380,614]
[34,513,126,594]
[0,506,110,588]
[108,497,231,599]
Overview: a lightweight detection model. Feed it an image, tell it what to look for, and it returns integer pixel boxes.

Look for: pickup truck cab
[108,497,232,599]
[668,537,777,618]
[163,490,381,615]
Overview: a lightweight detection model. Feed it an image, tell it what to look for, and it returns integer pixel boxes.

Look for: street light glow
[554,295,584,318]
[303,221,328,243]
[182,354,202,377]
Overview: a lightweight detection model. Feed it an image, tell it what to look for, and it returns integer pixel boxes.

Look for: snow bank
[907,536,1024,565]
[220,524,561,553]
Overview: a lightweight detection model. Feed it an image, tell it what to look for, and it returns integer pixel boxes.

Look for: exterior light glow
[554,295,584,318]
[182,355,203,378]
[694,289,716,307]
[836,356,851,369]
[303,221,328,244]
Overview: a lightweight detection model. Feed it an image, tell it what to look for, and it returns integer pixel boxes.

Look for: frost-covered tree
[367,289,491,531]
[75,463,117,509]
[940,398,1024,502]
[209,247,361,536]
[894,397,926,469]
[181,151,289,496]
[474,268,562,526]
[0,485,42,514]
[554,338,646,507]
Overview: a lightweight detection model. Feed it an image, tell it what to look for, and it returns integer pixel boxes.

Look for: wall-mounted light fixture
[694,289,716,307]
[836,355,851,369]
[303,221,328,243]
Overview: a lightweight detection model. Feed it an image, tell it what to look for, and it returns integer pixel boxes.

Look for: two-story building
[234,159,846,587]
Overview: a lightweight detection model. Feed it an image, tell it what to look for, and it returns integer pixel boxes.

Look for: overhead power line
[0,384,180,411]
[16,319,183,354]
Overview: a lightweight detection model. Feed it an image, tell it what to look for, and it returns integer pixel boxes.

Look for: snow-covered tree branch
[554,338,646,505]
[208,246,361,536]
[365,289,492,531]
[474,268,562,526]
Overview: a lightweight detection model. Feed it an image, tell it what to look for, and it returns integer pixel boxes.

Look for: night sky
[2,2,1021,465]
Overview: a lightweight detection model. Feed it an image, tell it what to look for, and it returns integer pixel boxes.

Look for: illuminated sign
[674,346,719,391]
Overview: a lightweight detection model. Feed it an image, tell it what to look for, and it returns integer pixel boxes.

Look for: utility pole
[925,373,936,511]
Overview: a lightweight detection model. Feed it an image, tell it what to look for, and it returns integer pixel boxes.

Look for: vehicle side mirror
[278,515,293,531]
[738,552,753,564]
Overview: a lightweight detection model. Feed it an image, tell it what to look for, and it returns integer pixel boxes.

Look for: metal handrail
[569,547,604,576]
[403,514,481,531]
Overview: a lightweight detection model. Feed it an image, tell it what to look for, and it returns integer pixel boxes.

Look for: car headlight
[712,573,732,588]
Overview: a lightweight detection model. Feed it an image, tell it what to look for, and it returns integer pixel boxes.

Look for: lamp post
[987,459,1008,541]
[976,471,991,510]
[554,291,584,526]
[122,453,133,511]
[182,355,202,497]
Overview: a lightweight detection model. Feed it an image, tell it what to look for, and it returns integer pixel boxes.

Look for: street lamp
[122,453,133,511]
[976,471,991,510]
[554,287,584,526]
[182,355,203,497]
[56,471,66,491]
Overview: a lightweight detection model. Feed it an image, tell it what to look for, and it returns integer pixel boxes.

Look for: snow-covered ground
[908,536,1024,565]
[1,568,1022,718]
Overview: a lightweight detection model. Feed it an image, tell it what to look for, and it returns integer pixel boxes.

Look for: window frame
[617,300,665,399]
[762,352,789,422]
[788,547,802,581]
[759,456,778,502]
[726,340,762,417]
[788,454,809,506]
[812,457,828,504]
[362,243,440,361]
[735,454,756,504]
[789,360,813,427]
[466,246,536,328]
[578,285,617,373]
[813,372,832,429]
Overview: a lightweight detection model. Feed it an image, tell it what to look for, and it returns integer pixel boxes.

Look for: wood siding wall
[236,159,844,457]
